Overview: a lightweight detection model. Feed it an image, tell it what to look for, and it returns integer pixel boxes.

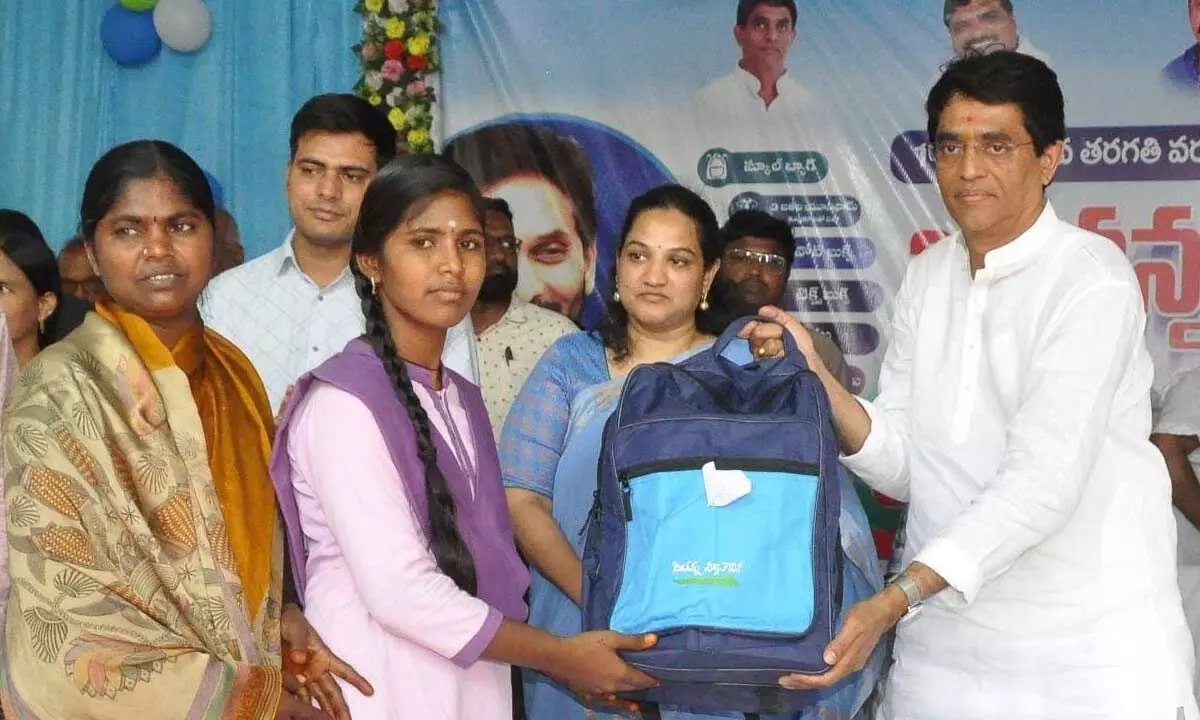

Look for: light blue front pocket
[609,463,820,636]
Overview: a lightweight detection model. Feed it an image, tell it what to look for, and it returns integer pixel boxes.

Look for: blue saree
[500,331,884,720]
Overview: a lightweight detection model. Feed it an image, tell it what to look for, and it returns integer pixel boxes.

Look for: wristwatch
[888,573,924,617]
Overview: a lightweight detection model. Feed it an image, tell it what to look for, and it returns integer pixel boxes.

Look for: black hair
[720,210,795,268]
[736,0,797,27]
[290,93,398,171]
[943,0,1013,26]
[0,210,63,347]
[927,50,1065,156]
[351,154,485,595]
[443,122,597,249]
[600,185,724,361]
[483,197,513,224]
[80,140,216,245]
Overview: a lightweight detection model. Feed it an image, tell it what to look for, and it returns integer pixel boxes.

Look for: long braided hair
[350,154,485,594]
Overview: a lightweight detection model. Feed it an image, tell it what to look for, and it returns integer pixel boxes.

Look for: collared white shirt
[475,300,577,441]
[843,205,1197,718]
[695,64,813,127]
[202,232,479,413]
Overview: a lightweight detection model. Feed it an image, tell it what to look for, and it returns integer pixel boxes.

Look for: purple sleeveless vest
[270,339,529,622]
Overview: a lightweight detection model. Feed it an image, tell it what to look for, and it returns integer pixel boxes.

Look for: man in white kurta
[752,51,1197,718]
[1153,367,1200,705]
[694,0,811,132]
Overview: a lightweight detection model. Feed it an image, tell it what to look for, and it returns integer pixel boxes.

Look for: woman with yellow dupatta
[1,140,369,719]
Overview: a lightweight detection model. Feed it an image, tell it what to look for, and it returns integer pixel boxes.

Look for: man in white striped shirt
[204,94,478,413]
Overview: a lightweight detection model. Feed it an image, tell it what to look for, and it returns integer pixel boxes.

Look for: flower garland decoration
[353,0,439,154]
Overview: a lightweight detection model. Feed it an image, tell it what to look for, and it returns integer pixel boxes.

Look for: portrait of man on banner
[444,122,598,326]
[942,0,1051,64]
[695,0,813,128]
[1162,0,1200,90]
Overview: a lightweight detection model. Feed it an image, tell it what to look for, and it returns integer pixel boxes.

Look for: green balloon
[118,0,158,12]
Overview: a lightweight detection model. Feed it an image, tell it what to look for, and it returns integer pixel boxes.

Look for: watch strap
[889,573,923,611]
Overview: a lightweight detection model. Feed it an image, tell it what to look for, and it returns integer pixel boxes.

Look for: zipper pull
[579,490,600,538]
[619,475,633,521]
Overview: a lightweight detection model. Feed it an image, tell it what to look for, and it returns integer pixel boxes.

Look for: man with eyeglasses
[747,51,1197,717]
[711,209,851,389]
[472,198,578,441]
[57,236,108,304]
[943,0,1050,64]
[695,0,811,122]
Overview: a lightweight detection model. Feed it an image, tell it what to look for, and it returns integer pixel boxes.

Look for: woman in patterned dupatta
[1,141,368,719]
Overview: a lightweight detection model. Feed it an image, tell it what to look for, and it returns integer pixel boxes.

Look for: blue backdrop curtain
[0,1,361,259]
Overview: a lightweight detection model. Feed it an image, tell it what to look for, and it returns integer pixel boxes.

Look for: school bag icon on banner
[581,316,844,715]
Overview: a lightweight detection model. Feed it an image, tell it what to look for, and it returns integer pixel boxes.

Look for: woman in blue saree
[502,185,883,719]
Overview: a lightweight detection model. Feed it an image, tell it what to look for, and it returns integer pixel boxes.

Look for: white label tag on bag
[702,461,752,507]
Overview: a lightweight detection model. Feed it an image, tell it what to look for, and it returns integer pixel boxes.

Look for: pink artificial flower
[361,43,379,61]
[406,79,427,97]
[381,59,403,82]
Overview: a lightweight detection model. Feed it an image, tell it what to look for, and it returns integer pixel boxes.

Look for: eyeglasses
[933,138,1035,165]
[724,247,788,271]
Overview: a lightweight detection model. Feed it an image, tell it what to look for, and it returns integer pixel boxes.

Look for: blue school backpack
[581,317,843,716]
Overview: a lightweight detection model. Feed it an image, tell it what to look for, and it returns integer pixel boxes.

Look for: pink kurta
[287,382,512,720]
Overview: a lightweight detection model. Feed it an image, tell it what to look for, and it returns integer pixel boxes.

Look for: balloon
[203,170,224,208]
[118,0,158,11]
[100,5,162,67]
[153,0,213,53]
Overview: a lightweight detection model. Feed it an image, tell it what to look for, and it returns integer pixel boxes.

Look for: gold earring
[613,290,621,303]
[370,276,378,296]
[38,319,45,334]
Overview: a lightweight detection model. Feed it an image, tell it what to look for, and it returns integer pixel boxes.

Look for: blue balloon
[100,5,162,68]
[204,170,224,208]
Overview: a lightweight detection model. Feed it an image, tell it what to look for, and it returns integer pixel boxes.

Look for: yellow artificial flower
[407,128,430,148]
[388,107,408,130]
[406,33,431,57]
[364,0,383,12]
[385,17,406,39]
[368,93,383,106]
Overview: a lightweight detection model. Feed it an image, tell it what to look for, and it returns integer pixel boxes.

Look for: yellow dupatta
[93,302,277,614]
[1,305,283,719]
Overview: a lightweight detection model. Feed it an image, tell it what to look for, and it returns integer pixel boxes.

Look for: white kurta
[842,204,1197,718]
[694,64,814,134]
[1155,367,1200,706]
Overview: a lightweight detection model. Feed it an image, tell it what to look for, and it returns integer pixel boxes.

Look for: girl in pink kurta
[287,366,513,719]
[270,155,659,720]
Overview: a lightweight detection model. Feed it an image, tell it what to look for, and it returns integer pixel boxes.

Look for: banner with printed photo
[438,0,1200,403]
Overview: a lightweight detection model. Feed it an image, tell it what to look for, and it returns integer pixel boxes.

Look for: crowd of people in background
[0,6,1197,717]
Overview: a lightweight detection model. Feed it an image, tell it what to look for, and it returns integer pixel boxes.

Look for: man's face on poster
[484,174,595,321]
[948,0,1019,57]
[734,4,796,78]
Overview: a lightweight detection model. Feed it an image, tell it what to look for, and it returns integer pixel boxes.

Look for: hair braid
[353,267,478,595]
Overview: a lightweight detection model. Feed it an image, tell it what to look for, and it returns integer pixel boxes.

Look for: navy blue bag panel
[581,317,843,714]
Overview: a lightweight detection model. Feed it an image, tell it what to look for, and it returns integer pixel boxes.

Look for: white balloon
[153,0,213,53]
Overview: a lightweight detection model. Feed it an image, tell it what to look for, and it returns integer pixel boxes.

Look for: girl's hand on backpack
[550,631,660,697]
